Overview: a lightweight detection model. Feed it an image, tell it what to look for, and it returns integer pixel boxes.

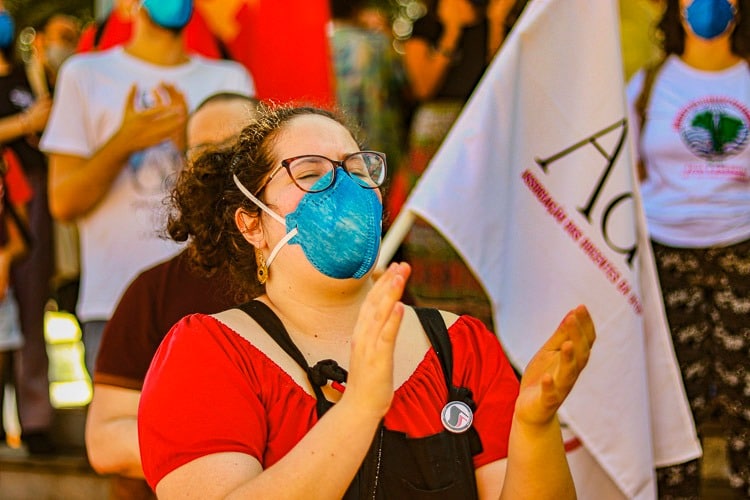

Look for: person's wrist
[18,112,31,134]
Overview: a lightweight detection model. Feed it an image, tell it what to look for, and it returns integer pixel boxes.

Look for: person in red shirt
[138,103,596,498]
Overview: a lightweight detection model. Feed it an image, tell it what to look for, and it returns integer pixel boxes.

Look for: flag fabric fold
[388,0,701,497]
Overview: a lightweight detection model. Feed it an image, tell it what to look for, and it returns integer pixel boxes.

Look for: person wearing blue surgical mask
[137,103,596,499]
[626,0,750,497]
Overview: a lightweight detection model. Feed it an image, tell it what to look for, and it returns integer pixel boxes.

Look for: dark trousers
[11,166,54,433]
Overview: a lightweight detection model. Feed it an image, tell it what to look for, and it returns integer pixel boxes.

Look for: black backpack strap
[236,300,334,416]
[414,307,452,390]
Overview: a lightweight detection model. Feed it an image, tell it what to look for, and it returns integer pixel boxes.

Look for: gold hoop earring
[256,252,268,285]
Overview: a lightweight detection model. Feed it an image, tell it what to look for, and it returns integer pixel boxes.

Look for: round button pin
[441,401,474,433]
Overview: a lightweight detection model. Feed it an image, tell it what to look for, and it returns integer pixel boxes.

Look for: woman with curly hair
[137,102,595,499]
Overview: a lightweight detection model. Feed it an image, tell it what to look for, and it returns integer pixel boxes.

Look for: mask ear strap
[266,229,297,268]
[233,174,286,226]
[233,173,298,269]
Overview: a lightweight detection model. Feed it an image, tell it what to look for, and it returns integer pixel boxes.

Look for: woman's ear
[235,207,266,248]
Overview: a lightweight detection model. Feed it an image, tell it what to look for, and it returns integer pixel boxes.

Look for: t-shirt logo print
[677,97,750,162]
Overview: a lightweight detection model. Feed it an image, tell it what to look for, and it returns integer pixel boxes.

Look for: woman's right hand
[344,262,411,418]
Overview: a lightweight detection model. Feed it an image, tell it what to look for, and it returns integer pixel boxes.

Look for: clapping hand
[514,305,595,426]
[346,262,411,418]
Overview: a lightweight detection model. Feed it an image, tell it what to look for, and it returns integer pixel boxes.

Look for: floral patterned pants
[652,239,750,499]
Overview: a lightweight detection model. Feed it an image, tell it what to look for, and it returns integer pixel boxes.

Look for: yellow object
[620,0,664,80]
[44,310,92,408]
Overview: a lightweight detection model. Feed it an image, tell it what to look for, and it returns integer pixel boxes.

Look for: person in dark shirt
[84,92,258,500]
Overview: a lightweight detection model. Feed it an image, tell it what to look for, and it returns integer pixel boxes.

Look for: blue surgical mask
[234,168,383,280]
[684,0,736,40]
[0,12,14,50]
[142,0,193,30]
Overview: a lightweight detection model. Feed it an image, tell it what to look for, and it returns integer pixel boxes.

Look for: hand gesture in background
[118,83,188,154]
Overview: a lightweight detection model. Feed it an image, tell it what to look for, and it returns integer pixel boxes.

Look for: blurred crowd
[2,0,749,499]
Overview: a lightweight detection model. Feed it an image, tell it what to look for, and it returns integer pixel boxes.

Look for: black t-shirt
[410,15,489,100]
[0,66,47,175]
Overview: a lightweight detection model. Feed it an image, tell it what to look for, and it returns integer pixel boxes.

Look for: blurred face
[43,16,79,48]
[186,98,257,158]
[34,16,79,75]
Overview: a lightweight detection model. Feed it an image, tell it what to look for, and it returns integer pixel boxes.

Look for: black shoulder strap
[414,307,453,392]
[415,307,482,455]
[414,307,477,411]
[236,300,334,416]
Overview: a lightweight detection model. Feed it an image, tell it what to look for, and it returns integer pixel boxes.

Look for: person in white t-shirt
[40,0,254,376]
[626,0,750,496]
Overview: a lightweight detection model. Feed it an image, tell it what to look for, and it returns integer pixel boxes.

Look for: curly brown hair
[167,103,360,298]
[659,0,750,57]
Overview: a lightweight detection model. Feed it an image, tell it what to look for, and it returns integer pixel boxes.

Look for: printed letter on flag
[383,0,702,498]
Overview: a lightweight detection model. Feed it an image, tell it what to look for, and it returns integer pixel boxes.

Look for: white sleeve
[39,58,95,158]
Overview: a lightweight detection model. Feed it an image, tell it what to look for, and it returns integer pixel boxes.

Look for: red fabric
[223,1,334,107]
[3,148,33,206]
[77,9,222,59]
[139,313,519,490]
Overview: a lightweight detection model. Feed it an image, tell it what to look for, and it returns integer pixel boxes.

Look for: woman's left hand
[514,305,595,426]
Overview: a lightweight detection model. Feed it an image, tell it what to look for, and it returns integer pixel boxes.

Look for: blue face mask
[684,0,736,40]
[142,0,193,30]
[234,168,383,280]
[0,12,14,50]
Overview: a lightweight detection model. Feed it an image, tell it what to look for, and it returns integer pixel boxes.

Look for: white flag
[387,0,701,497]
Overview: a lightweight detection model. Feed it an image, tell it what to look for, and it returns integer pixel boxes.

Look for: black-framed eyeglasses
[255,151,387,195]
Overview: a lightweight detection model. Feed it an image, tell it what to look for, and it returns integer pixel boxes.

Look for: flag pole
[377,209,416,270]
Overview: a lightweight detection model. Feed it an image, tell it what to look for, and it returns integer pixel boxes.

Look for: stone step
[0,447,111,500]
[1,406,112,499]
